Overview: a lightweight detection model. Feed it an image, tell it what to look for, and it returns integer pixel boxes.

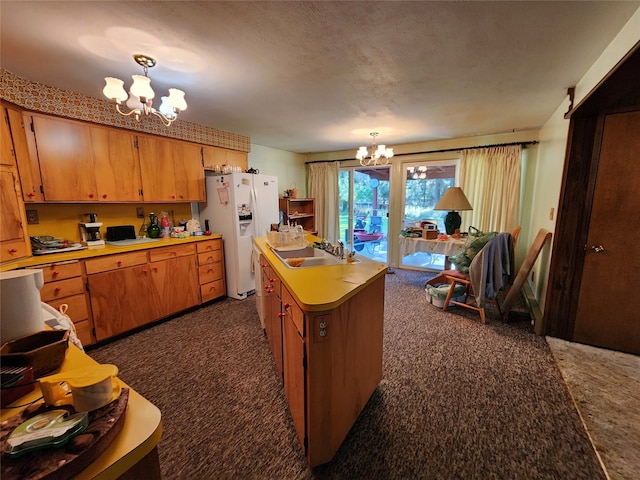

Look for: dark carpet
[88,268,605,479]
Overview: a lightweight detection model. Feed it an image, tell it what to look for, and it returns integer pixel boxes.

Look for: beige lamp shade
[434,187,473,211]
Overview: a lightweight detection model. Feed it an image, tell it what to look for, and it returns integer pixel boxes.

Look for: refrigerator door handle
[250,186,258,239]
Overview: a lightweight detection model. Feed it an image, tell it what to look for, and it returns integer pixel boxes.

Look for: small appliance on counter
[0,270,47,344]
[79,213,105,247]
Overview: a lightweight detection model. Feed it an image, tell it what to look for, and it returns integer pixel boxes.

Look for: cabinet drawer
[85,251,147,274]
[282,287,304,337]
[29,261,82,282]
[200,279,225,302]
[197,250,223,265]
[1,239,29,263]
[40,277,85,302]
[46,294,89,322]
[149,244,196,262]
[196,239,222,253]
[198,262,223,284]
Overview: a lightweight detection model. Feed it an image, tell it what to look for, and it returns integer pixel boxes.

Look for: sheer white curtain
[308,162,340,240]
[459,145,522,233]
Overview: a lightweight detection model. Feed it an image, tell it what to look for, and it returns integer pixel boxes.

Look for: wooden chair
[431,228,552,323]
[442,232,514,323]
[511,225,522,250]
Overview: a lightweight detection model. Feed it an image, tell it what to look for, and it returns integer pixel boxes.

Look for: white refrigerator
[199,172,279,300]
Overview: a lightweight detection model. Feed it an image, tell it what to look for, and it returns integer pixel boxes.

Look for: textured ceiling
[1,1,638,153]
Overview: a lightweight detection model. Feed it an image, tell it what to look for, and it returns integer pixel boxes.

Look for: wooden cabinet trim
[85,251,148,274]
[149,244,196,262]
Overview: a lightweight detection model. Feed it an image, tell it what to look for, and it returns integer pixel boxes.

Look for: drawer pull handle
[88,193,94,198]
[53,270,59,275]
[55,287,61,293]
[102,194,108,199]
[142,268,148,273]
[171,195,176,199]
[278,312,285,318]
[9,248,17,253]
[117,261,122,266]
[27,192,35,197]
[153,267,158,272]
[283,303,291,309]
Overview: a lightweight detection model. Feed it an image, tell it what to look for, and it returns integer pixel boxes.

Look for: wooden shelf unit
[279,197,316,234]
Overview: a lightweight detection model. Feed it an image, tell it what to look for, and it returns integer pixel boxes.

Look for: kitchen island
[254,236,388,467]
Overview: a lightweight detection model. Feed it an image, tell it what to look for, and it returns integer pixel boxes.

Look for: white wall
[248,144,308,198]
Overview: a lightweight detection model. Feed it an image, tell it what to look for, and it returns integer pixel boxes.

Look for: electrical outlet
[26,209,39,224]
[136,207,145,219]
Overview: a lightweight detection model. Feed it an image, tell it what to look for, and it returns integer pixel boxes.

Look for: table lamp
[434,187,473,235]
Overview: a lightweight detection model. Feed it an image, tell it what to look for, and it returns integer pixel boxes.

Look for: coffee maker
[79,213,105,247]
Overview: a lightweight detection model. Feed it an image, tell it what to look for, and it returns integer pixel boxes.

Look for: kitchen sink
[106,238,161,247]
[272,246,360,268]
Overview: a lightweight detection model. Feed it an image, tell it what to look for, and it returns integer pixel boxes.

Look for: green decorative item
[147,212,161,238]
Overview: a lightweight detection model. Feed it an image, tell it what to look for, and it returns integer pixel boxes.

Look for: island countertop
[253,235,388,312]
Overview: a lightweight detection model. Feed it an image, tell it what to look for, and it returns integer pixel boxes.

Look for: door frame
[543,44,640,340]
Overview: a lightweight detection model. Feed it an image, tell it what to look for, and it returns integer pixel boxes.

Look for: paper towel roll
[1,269,46,343]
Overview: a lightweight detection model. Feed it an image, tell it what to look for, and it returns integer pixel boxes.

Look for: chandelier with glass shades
[355,132,394,166]
[103,54,187,127]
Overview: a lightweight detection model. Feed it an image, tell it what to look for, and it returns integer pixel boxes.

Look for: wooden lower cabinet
[149,244,199,316]
[261,256,283,381]
[85,242,220,342]
[30,260,95,347]
[87,260,161,341]
[260,258,385,467]
[281,286,306,451]
[196,239,225,302]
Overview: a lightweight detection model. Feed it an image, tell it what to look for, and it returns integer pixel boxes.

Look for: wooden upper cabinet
[174,142,205,201]
[137,134,178,201]
[30,114,98,201]
[1,105,44,202]
[1,106,16,167]
[90,126,142,202]
[0,166,31,262]
[202,145,248,172]
[138,135,204,202]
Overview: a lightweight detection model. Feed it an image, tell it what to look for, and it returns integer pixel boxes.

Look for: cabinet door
[174,141,205,201]
[90,126,142,202]
[137,135,177,201]
[12,109,44,201]
[88,265,161,341]
[0,167,30,262]
[282,299,306,451]
[31,114,97,201]
[202,145,227,170]
[263,266,283,381]
[226,150,248,172]
[1,106,16,166]
[150,255,199,317]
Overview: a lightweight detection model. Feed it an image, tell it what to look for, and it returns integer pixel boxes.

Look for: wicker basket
[1,330,69,378]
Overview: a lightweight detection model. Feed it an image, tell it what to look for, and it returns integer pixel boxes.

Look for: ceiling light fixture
[356,132,394,166]
[103,54,187,127]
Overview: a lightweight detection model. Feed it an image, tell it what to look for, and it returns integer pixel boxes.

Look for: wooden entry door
[573,110,640,354]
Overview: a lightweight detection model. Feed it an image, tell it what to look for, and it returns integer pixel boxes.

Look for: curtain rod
[305,140,539,164]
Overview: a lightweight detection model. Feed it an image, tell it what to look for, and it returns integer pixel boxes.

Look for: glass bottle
[147,212,161,238]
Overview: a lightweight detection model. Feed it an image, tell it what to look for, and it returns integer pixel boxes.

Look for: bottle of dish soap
[147,212,161,238]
